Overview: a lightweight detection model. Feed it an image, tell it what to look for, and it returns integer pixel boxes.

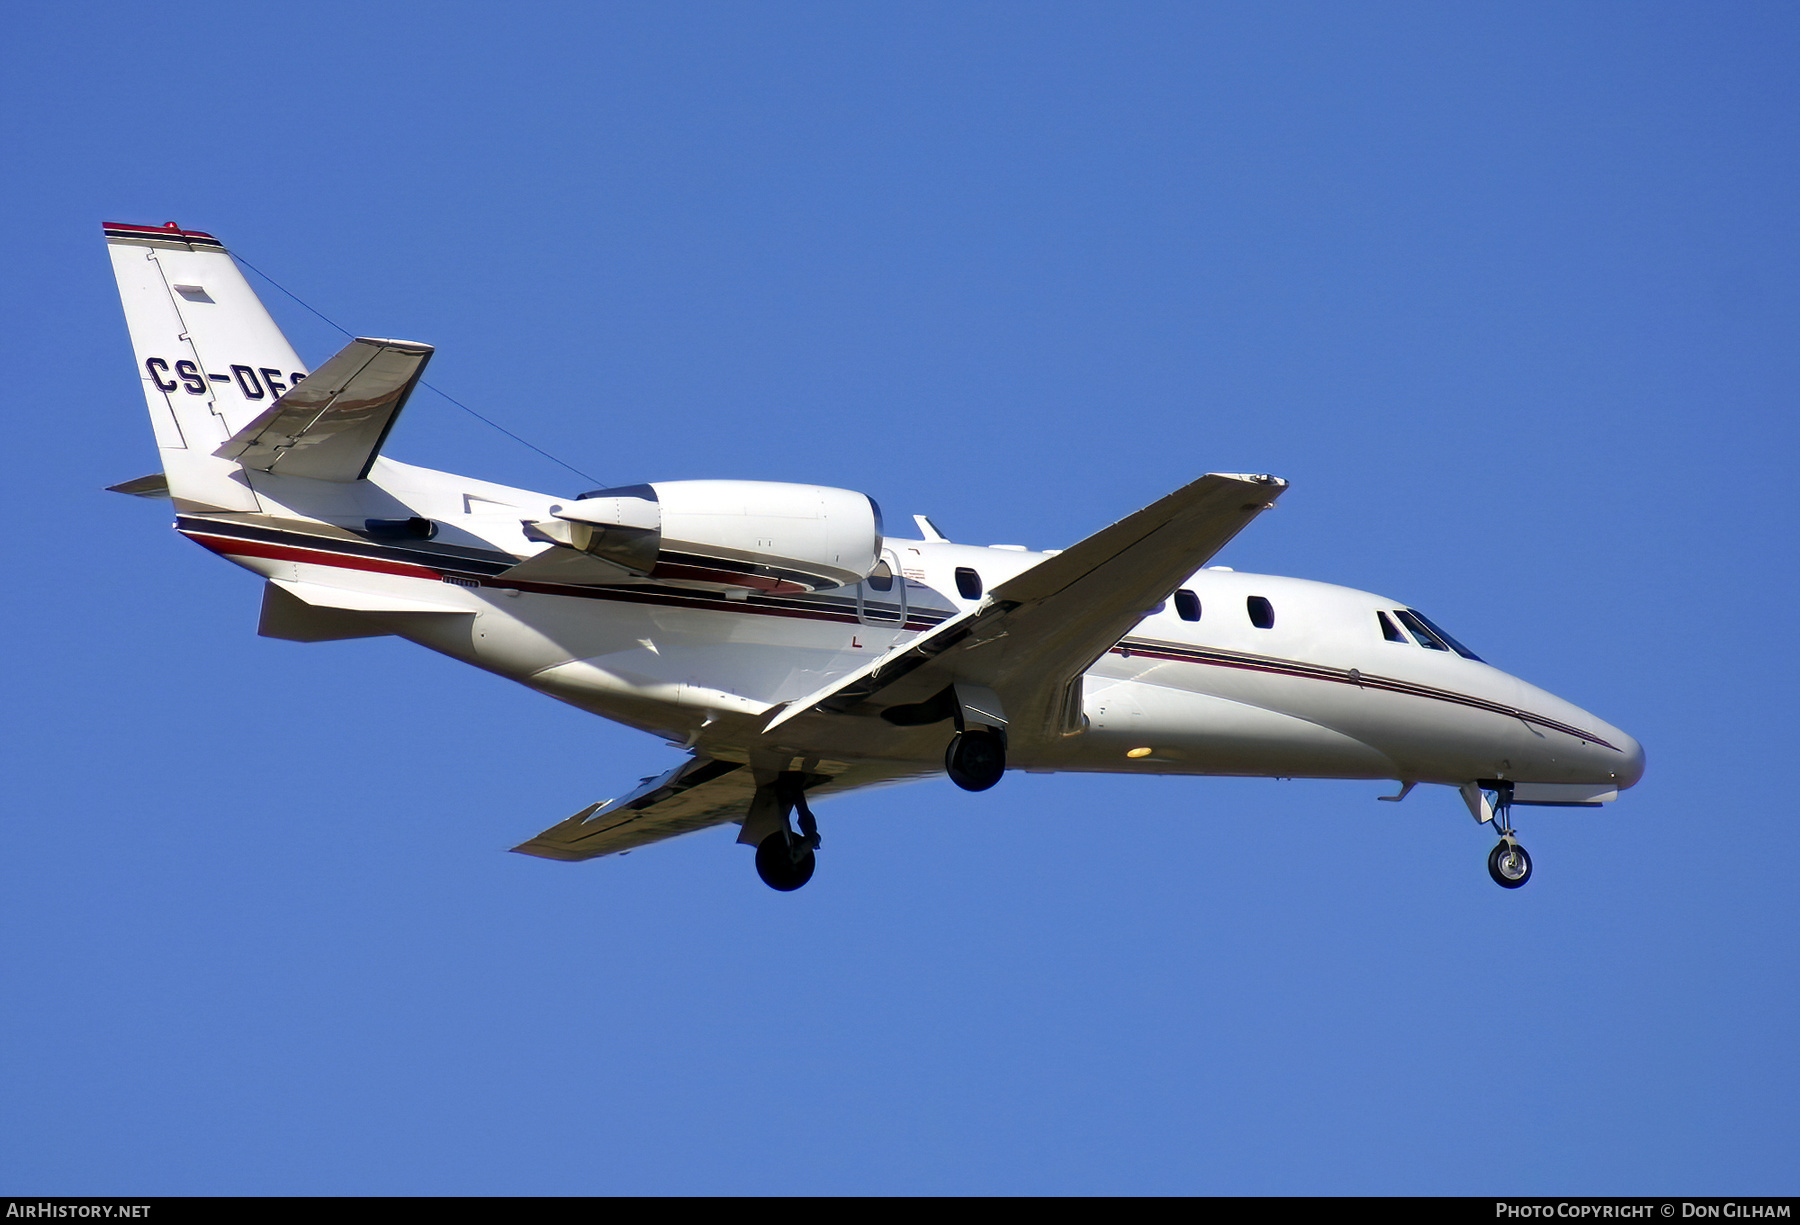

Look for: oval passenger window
[955,567,983,600]
[1174,589,1201,622]
[1247,596,1275,629]
[867,561,894,592]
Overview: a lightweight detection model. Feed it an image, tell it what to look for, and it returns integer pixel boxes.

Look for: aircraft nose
[1611,729,1647,790]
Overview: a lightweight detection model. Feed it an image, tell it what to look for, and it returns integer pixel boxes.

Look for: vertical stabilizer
[105,222,308,513]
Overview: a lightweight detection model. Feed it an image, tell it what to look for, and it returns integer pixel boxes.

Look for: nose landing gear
[1476,781,1533,889]
[1488,837,1532,888]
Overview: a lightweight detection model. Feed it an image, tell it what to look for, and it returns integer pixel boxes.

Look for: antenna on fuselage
[913,514,949,542]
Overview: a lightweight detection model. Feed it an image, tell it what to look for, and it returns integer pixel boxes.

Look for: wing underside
[512,756,926,861]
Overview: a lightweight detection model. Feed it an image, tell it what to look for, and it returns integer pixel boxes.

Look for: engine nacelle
[541,480,883,594]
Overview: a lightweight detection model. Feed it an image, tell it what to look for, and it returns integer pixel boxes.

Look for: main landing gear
[753,774,821,892]
[1483,782,1533,889]
[945,729,1006,792]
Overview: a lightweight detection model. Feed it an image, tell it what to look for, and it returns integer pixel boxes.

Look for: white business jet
[104,221,1644,892]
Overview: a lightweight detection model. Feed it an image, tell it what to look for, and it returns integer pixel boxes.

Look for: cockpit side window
[1174,589,1201,622]
[1404,609,1483,661]
[1377,610,1408,643]
[1394,609,1449,652]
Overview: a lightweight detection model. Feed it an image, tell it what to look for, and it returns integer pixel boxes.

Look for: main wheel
[1487,840,1533,889]
[755,832,816,892]
[945,730,1006,792]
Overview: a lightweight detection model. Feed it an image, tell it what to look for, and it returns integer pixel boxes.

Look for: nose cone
[1575,708,1645,790]
[1610,727,1647,790]
[1514,675,1646,789]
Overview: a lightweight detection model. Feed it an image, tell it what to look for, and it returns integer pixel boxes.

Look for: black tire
[945,730,1006,792]
[1488,840,1532,889]
[755,832,816,892]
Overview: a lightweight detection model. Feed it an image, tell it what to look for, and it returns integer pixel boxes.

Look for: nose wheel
[1487,837,1532,888]
[1480,781,1532,889]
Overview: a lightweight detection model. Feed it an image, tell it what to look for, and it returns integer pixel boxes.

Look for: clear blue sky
[3,0,1795,1195]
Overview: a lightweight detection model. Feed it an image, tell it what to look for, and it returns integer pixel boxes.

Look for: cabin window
[867,560,894,592]
[1402,609,1483,661]
[1174,589,1201,622]
[1378,610,1408,643]
[1246,595,1275,629]
[955,567,983,600]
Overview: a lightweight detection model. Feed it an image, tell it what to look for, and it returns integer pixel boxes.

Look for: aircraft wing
[511,754,926,861]
[765,472,1288,743]
[216,337,432,481]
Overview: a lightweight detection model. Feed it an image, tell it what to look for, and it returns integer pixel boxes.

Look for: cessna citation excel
[104,221,1644,892]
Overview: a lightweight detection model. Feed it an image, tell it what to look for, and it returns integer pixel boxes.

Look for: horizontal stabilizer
[106,473,170,499]
[217,337,433,482]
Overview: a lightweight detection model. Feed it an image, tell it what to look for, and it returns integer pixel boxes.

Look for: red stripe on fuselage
[183,531,444,581]
[181,527,933,629]
[1109,642,1617,750]
[186,522,1611,747]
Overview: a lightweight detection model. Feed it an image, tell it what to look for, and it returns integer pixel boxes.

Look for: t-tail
[104,221,431,513]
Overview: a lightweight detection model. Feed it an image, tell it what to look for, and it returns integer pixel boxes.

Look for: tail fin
[105,222,307,512]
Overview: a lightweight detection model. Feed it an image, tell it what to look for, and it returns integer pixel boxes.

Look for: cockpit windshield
[1397,609,1483,661]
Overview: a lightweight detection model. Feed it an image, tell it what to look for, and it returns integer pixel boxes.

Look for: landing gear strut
[752,774,821,892]
[1483,782,1533,889]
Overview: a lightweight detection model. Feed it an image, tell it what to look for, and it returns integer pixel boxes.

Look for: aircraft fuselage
[189,459,1644,797]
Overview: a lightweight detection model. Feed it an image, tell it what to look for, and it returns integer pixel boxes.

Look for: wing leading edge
[765,471,1288,743]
